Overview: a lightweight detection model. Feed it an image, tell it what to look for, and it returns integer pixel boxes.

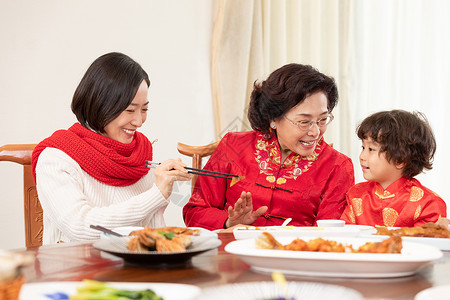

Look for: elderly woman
[183,63,355,230]
[32,52,191,244]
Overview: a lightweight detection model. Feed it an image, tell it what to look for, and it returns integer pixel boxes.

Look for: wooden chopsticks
[90,225,123,237]
[144,161,238,180]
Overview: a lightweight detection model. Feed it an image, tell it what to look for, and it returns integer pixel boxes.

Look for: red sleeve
[413,192,447,226]
[340,191,355,224]
[183,134,232,230]
[315,156,355,222]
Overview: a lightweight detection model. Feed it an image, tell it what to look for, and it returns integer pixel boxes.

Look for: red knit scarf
[31,123,152,186]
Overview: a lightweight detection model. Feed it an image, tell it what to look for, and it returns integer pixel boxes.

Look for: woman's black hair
[71,52,150,133]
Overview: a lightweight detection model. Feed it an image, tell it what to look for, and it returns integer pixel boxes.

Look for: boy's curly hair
[357,110,436,178]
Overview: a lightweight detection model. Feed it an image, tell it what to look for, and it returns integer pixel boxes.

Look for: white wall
[0,0,215,249]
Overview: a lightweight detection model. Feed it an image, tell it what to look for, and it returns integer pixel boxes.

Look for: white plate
[197,281,363,300]
[225,236,443,278]
[20,281,201,300]
[233,225,374,240]
[415,284,450,300]
[94,235,222,264]
[101,226,218,239]
[359,226,450,251]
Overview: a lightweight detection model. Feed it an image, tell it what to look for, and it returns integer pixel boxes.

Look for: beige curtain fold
[259,0,354,154]
[211,0,264,139]
[210,0,353,154]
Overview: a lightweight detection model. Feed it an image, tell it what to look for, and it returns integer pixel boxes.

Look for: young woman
[32,52,191,244]
[183,63,355,230]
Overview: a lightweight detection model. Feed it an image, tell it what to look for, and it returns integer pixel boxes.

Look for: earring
[271,123,276,129]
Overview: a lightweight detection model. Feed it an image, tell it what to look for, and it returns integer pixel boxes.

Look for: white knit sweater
[35,147,168,244]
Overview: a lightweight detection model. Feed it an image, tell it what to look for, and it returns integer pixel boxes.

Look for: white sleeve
[35,148,168,241]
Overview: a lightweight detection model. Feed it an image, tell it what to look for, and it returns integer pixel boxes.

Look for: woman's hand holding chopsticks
[145,161,245,186]
[153,159,192,199]
[146,161,239,179]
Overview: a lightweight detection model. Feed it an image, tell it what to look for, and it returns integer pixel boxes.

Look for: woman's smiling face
[103,80,149,144]
[273,92,330,157]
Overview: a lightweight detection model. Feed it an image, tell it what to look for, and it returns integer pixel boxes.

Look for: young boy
[341,110,447,227]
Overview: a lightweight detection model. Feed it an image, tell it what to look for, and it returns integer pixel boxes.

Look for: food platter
[94,235,221,264]
[225,236,443,278]
[100,226,218,239]
[360,234,450,251]
[19,281,201,300]
[359,227,450,251]
[233,225,374,240]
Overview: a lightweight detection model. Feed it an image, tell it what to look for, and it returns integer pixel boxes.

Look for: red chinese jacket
[183,131,355,230]
[341,177,447,227]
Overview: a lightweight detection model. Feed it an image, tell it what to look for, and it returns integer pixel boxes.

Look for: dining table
[16,232,450,300]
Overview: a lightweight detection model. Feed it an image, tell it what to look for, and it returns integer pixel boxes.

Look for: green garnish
[70,279,163,300]
[157,231,175,240]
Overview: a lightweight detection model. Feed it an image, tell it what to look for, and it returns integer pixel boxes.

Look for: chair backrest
[0,144,42,248]
[177,141,220,192]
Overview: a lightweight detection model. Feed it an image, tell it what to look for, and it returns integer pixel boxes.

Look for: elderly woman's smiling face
[273,92,330,158]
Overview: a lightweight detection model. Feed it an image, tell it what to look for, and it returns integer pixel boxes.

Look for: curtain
[211,0,353,146]
[258,0,354,152]
[210,0,264,139]
[349,0,450,204]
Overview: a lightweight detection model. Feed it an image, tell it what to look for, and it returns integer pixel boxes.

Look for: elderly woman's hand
[154,158,192,199]
[224,191,268,228]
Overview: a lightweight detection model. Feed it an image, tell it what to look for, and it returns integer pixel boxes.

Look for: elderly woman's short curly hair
[247,63,338,134]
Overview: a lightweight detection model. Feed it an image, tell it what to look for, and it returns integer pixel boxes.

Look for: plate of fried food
[359,222,450,251]
[233,225,374,240]
[100,226,218,239]
[225,232,443,278]
[93,226,221,264]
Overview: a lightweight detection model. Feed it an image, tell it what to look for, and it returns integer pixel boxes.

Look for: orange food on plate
[375,222,450,238]
[127,226,195,253]
[256,232,402,254]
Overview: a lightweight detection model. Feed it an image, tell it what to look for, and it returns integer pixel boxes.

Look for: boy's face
[359,137,404,190]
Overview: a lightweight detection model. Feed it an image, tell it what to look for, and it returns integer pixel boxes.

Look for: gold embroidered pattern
[351,198,364,216]
[276,178,286,185]
[414,205,422,220]
[432,191,442,198]
[348,206,356,223]
[409,186,424,202]
[255,134,322,185]
[375,185,395,199]
[382,208,398,227]
[266,176,276,183]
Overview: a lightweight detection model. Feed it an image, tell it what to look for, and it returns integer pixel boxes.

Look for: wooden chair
[0,144,42,248]
[177,141,220,192]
